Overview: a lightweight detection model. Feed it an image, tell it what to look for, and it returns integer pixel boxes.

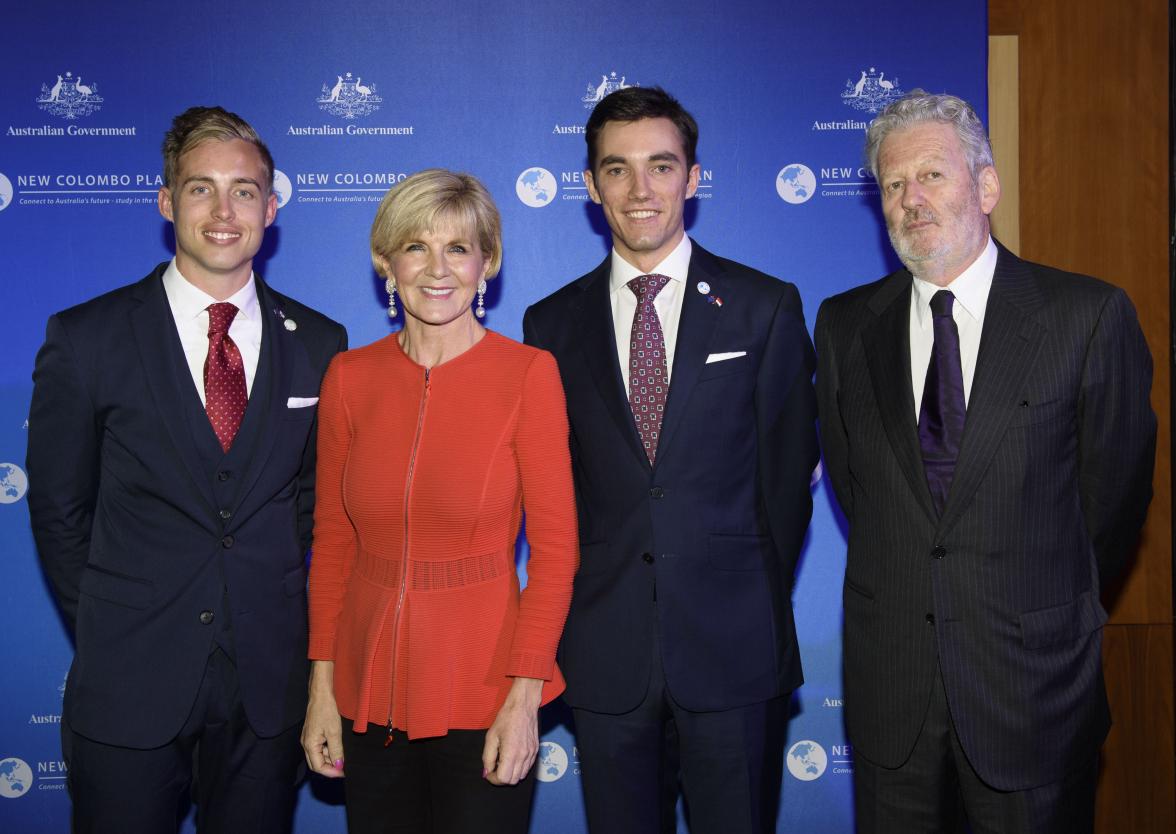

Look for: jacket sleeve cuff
[507,651,555,681]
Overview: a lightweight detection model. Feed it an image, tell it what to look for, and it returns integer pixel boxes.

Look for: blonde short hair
[162,106,274,190]
[370,169,502,278]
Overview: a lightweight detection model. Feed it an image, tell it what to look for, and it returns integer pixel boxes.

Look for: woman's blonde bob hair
[370,169,502,279]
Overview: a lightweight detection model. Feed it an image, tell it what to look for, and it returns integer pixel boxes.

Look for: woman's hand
[482,677,545,785]
[301,660,345,777]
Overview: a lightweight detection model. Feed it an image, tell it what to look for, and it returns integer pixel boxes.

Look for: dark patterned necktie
[628,274,671,464]
[204,302,248,452]
[918,290,966,514]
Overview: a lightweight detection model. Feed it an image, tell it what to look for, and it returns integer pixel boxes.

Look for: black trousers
[853,664,1098,834]
[341,719,536,834]
[65,647,303,834]
[572,628,786,834]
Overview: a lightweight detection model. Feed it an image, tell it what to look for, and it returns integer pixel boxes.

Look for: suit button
[931,545,946,559]
[925,613,936,625]
[219,509,232,520]
[199,610,214,625]
[642,552,654,564]
[217,470,231,482]
[649,487,665,499]
[221,535,234,548]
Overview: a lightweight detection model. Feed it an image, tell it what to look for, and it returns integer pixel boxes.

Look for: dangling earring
[475,279,487,319]
[385,277,397,318]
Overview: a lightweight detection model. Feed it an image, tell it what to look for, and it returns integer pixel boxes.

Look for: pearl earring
[475,279,487,319]
[385,278,397,318]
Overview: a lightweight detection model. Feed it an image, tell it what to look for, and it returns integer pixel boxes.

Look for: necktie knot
[207,302,239,337]
[929,290,955,319]
[628,274,670,303]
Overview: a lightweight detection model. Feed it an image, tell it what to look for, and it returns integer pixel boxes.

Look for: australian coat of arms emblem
[37,71,103,119]
[318,72,382,119]
[841,67,904,114]
[582,71,637,109]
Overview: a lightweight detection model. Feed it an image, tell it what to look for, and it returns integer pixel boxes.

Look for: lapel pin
[696,281,710,295]
[273,306,286,318]
[284,318,298,331]
[707,295,723,307]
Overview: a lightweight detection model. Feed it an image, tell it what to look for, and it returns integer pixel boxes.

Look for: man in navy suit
[816,91,1155,833]
[27,106,347,834]
[524,87,818,834]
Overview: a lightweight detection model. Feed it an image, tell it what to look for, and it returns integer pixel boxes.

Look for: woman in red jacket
[301,169,578,833]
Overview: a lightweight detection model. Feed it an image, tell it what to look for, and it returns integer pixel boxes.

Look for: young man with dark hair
[525,87,818,834]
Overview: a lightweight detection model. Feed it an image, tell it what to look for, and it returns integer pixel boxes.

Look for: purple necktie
[628,274,670,464]
[918,290,966,515]
[204,302,248,453]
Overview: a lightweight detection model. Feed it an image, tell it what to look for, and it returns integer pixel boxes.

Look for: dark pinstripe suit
[815,244,1155,794]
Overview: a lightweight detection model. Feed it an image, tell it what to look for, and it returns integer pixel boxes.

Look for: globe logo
[786,740,828,781]
[516,167,557,208]
[776,164,816,205]
[535,741,568,782]
[0,463,29,505]
[0,757,33,799]
[0,172,13,212]
[272,169,292,209]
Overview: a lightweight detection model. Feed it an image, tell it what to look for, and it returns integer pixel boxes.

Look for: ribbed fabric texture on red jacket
[308,330,579,739]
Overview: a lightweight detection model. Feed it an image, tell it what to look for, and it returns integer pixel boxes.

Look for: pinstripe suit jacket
[814,245,1155,791]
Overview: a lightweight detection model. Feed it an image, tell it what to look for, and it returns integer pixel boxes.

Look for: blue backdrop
[0,1,986,830]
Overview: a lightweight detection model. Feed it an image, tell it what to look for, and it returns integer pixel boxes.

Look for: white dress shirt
[610,235,692,389]
[162,259,263,406]
[909,236,997,416]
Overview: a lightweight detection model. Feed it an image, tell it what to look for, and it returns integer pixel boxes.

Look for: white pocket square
[705,351,747,364]
[287,397,319,408]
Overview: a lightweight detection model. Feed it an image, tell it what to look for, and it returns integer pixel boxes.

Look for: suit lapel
[228,278,292,513]
[654,244,722,466]
[862,272,938,522]
[938,249,1045,533]
[574,259,650,468]
[128,268,218,516]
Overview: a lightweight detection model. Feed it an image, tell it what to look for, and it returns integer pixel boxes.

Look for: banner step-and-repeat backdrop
[0,1,986,830]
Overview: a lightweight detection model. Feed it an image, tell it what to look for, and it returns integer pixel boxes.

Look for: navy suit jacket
[524,241,818,714]
[27,264,347,748]
[815,245,1156,790]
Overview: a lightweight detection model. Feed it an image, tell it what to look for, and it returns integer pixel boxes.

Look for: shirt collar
[162,258,261,323]
[912,236,997,330]
[609,234,693,295]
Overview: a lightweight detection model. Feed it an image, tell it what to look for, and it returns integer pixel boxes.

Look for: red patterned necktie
[627,274,671,464]
[204,302,247,452]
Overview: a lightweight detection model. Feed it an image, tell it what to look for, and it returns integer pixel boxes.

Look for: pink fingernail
[334,758,344,768]
[482,768,488,779]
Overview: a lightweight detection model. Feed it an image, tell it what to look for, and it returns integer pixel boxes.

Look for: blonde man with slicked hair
[29,105,347,834]
[161,105,275,191]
